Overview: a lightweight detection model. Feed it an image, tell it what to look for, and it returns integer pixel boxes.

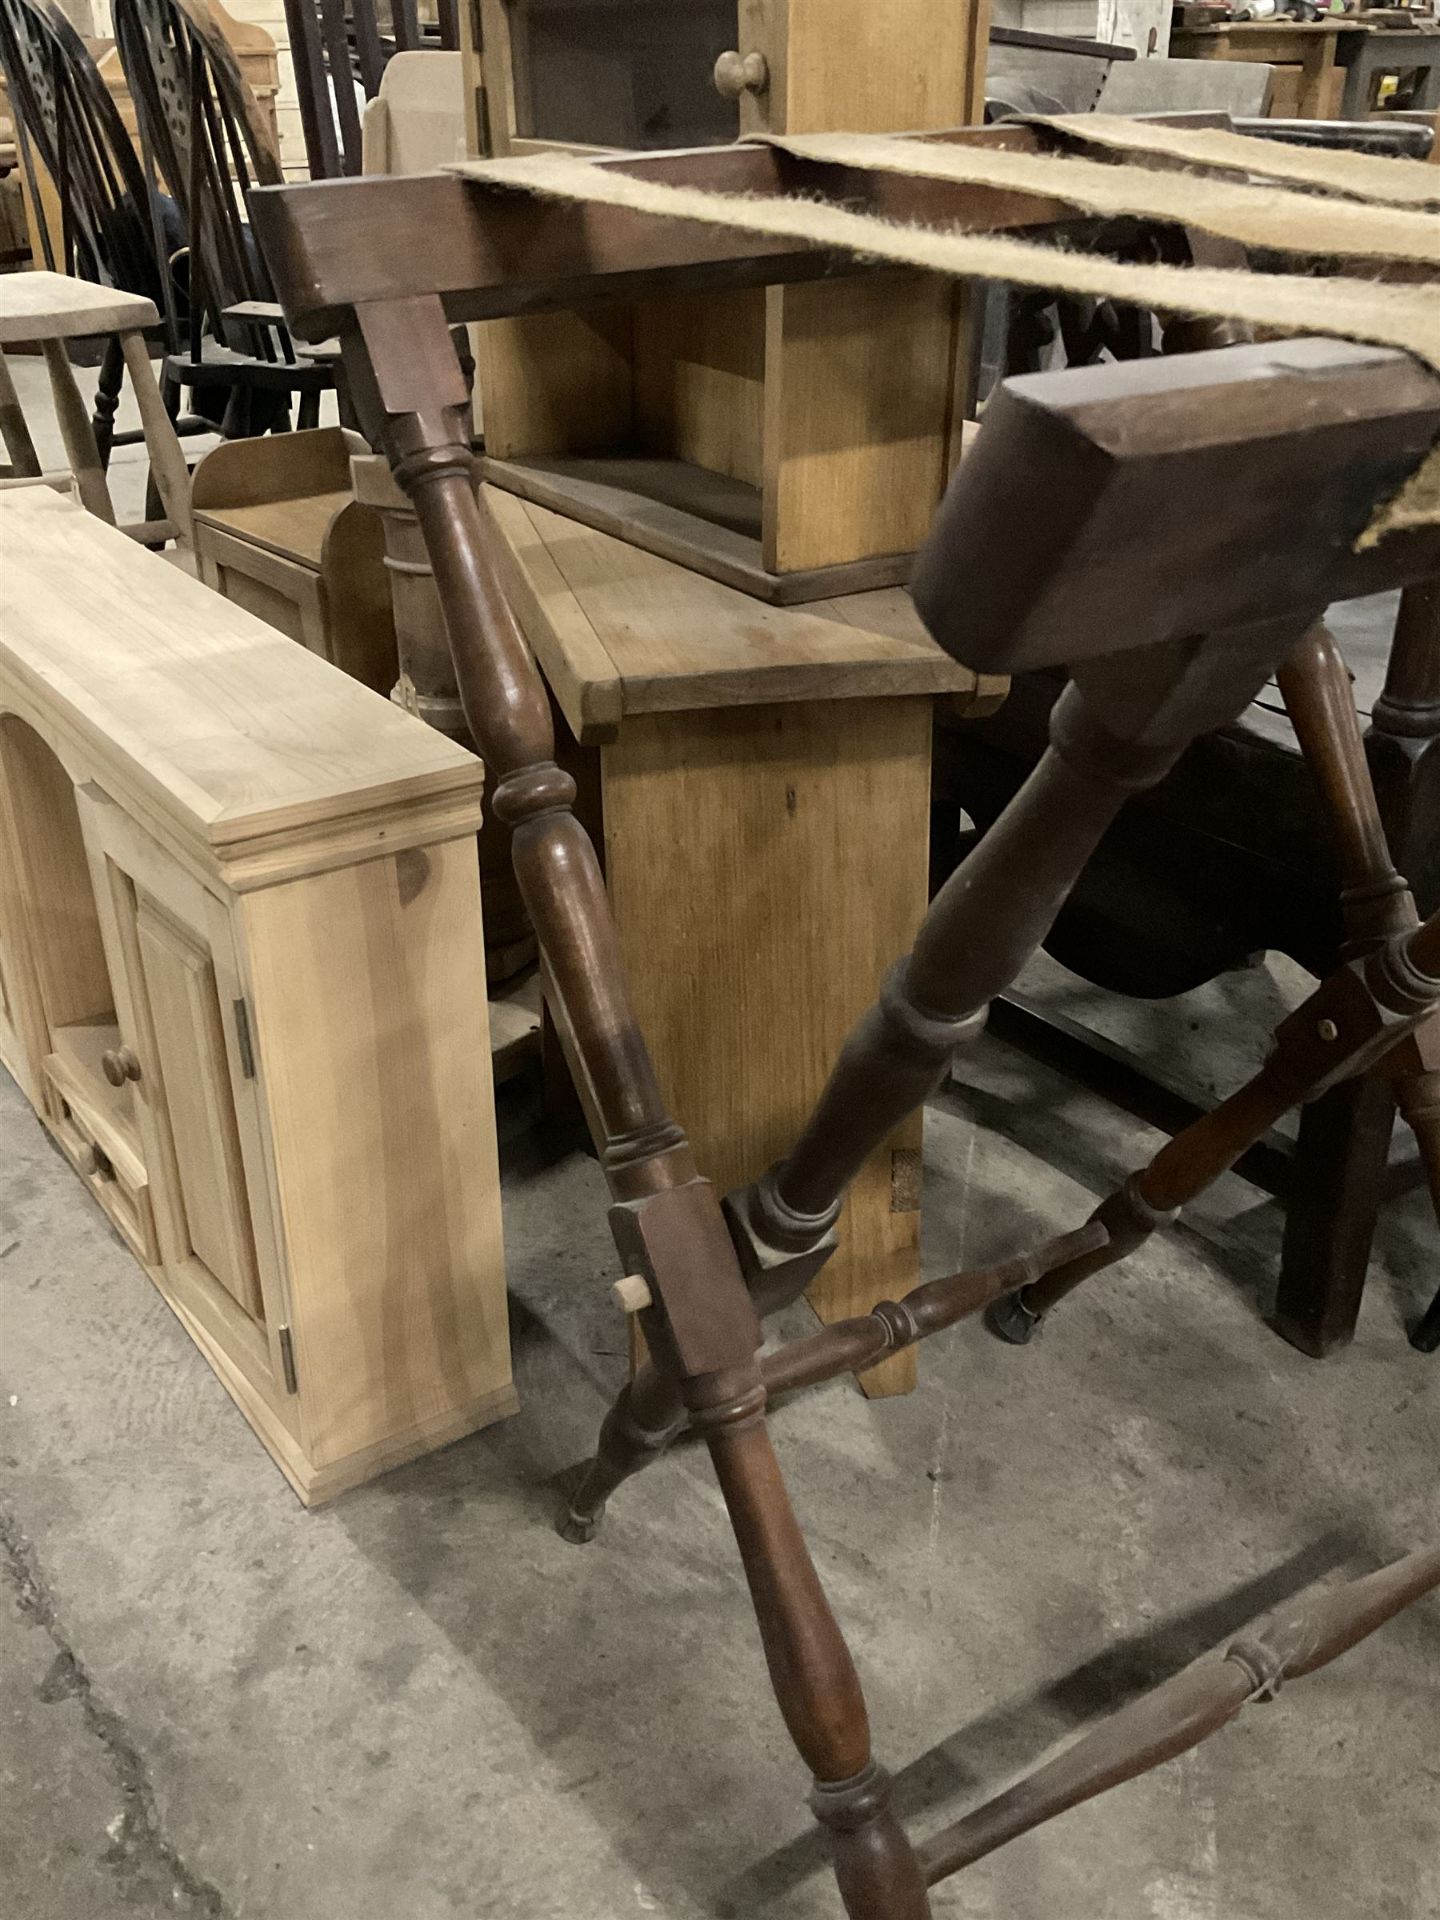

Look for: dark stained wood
[918,1543,1440,1884]
[255,143,1440,1916]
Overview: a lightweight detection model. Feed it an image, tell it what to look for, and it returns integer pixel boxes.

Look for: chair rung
[918,1541,1440,1886]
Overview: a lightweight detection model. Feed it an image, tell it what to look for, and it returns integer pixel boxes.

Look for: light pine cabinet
[0,489,515,1503]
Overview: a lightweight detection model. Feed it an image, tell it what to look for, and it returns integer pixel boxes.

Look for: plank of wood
[601,697,932,1396]
[0,489,482,871]
[488,491,976,740]
[747,0,986,136]
[196,490,351,569]
[239,836,514,1470]
[762,271,957,575]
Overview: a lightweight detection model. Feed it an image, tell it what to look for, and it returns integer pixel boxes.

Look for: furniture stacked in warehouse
[251,115,1440,1915]
[0,270,190,542]
[453,0,995,1396]
[0,484,515,1503]
[1170,11,1440,124]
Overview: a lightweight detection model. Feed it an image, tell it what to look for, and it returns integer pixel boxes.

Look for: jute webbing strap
[448,147,1440,541]
[1033,113,1440,210]
[762,131,1440,268]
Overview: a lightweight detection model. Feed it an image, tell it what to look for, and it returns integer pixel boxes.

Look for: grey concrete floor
[3,351,1440,1920]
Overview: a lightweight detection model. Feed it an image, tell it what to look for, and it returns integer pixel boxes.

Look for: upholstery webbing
[449,145,1440,541]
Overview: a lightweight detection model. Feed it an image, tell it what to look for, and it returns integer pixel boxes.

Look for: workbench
[1170,15,1440,121]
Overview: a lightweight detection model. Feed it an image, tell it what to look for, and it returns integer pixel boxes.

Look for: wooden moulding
[0,489,514,1504]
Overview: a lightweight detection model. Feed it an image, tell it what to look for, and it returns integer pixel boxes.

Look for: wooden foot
[559,1365,685,1543]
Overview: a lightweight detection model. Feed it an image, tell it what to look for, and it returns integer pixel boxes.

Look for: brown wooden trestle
[251,132,1440,1918]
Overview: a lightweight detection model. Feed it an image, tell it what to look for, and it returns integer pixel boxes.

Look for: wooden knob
[101,1047,142,1087]
[612,1273,653,1314]
[75,1144,99,1177]
[713,49,768,98]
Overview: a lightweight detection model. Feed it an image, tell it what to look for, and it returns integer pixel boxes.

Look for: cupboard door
[133,895,265,1322]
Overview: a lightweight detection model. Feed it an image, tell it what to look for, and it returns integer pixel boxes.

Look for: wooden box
[470,0,990,603]
[0,488,515,1504]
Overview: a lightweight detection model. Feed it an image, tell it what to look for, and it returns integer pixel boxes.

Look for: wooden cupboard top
[484,487,982,742]
[0,490,482,882]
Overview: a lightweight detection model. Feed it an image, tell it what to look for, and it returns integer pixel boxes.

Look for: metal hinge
[232,997,256,1079]
[277,1324,299,1394]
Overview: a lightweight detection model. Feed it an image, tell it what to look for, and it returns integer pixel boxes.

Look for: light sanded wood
[0,270,159,344]
[475,307,634,459]
[0,525,514,1502]
[762,271,957,574]
[0,714,114,1034]
[198,491,352,569]
[0,489,481,879]
[601,697,931,1395]
[360,50,468,176]
[41,338,114,526]
[744,0,987,137]
[485,488,978,742]
[634,288,765,490]
[117,333,193,546]
[134,894,266,1323]
[238,835,515,1471]
[0,345,40,479]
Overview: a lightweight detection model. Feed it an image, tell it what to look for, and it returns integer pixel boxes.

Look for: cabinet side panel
[240,839,512,1468]
[602,698,932,1396]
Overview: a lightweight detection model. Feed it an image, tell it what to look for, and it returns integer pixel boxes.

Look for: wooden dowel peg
[612,1273,653,1314]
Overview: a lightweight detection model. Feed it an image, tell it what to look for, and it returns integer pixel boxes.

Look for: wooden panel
[633,287,765,488]
[475,308,634,459]
[135,894,265,1322]
[0,714,114,1033]
[762,271,956,574]
[747,0,985,136]
[239,836,513,1468]
[601,697,933,1395]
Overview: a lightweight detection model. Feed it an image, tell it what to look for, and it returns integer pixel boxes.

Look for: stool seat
[0,271,160,345]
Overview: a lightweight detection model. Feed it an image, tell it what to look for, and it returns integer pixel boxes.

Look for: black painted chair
[114,0,334,434]
[281,0,459,178]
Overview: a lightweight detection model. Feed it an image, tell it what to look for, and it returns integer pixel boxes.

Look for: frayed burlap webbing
[761,131,1440,268]
[1034,113,1440,210]
[449,147,1440,541]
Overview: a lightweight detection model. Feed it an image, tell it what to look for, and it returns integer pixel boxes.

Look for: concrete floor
[3,355,1440,1920]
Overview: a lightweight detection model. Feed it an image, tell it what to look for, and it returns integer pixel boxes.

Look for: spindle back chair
[281,0,460,177]
[114,0,332,432]
[250,135,1440,1918]
[0,0,176,456]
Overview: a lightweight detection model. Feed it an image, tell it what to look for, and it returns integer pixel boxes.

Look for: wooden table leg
[1271,1070,1397,1357]
[0,346,41,479]
[600,696,932,1397]
[41,338,115,525]
[119,331,193,545]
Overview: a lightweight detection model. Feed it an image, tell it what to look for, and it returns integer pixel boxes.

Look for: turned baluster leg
[0,344,42,478]
[727,626,1305,1310]
[348,298,925,1919]
[697,1368,930,1920]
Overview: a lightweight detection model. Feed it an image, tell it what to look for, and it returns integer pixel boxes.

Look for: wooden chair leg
[118,331,193,546]
[91,335,125,469]
[347,294,927,1920]
[0,344,41,479]
[41,337,115,524]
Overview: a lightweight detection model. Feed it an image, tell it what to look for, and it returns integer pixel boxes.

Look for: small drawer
[45,1074,160,1268]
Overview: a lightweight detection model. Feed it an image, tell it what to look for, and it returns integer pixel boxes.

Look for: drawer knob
[101,1047,142,1087]
[713,49,768,98]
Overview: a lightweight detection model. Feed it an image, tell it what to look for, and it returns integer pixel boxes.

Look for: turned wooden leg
[559,1363,686,1544]
[729,625,1305,1314]
[91,335,124,469]
[697,1371,930,1920]
[42,338,115,523]
[0,344,41,478]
